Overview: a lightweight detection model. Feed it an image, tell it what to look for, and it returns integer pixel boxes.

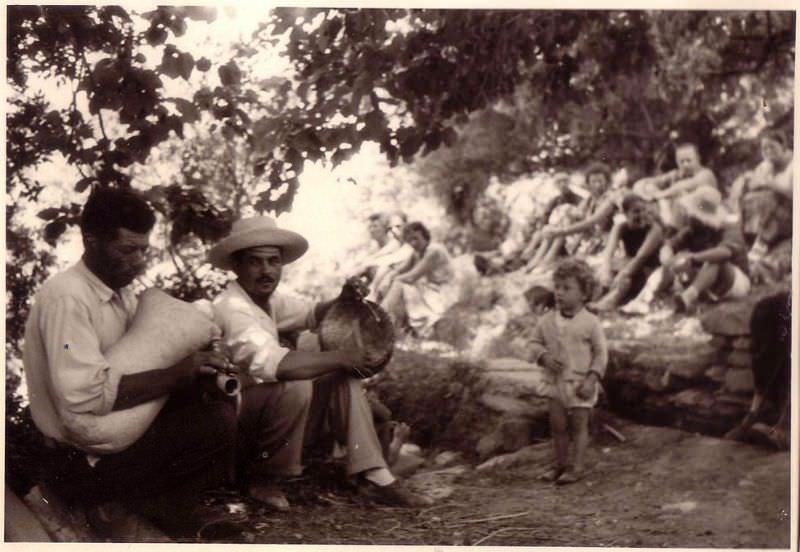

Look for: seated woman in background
[475,172,583,276]
[739,188,793,287]
[590,193,664,312]
[379,222,459,337]
[369,211,414,299]
[527,162,616,272]
[509,172,583,269]
[729,128,793,207]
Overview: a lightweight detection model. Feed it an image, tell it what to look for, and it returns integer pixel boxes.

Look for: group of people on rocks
[475,129,793,315]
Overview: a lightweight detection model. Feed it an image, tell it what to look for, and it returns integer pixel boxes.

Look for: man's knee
[200,399,238,447]
[281,380,313,411]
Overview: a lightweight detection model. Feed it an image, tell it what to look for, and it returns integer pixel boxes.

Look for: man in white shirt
[210,216,430,510]
[23,187,242,539]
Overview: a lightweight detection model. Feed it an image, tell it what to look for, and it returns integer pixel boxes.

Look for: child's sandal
[555,468,583,485]
[538,466,565,482]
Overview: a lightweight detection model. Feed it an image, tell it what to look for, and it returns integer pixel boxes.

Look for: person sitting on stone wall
[379,222,459,338]
[369,211,414,300]
[633,142,718,228]
[528,163,617,273]
[628,186,751,315]
[590,193,664,312]
[507,172,585,270]
[729,128,793,207]
[350,212,403,284]
[739,188,793,287]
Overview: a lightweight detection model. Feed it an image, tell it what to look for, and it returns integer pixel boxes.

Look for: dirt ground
[196,415,791,547]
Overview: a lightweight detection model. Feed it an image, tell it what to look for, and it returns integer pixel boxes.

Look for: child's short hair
[525,285,555,311]
[553,258,596,301]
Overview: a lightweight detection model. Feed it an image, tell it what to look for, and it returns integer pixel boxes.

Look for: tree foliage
[257,9,793,180]
[7,7,795,356]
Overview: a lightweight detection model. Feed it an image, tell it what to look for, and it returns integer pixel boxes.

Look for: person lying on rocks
[724,291,790,450]
[590,193,664,312]
[349,212,403,285]
[209,216,431,510]
[633,142,718,228]
[729,128,793,207]
[530,162,617,273]
[528,259,608,485]
[379,221,459,338]
[23,187,246,540]
[646,186,750,314]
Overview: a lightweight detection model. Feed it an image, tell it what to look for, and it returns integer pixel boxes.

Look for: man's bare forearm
[275,350,355,381]
[113,368,186,411]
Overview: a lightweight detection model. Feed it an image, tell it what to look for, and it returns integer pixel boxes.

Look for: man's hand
[343,275,370,301]
[576,373,599,400]
[174,350,232,388]
[539,352,563,374]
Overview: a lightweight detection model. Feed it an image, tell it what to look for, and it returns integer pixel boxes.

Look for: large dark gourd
[319,281,395,378]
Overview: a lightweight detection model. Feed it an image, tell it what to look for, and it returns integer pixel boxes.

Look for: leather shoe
[359,480,432,508]
[247,481,290,511]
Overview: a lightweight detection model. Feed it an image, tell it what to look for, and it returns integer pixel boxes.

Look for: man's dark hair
[759,128,788,148]
[621,193,647,212]
[402,221,431,242]
[80,187,156,241]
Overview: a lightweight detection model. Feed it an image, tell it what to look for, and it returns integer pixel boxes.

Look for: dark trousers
[44,385,238,513]
[751,291,791,404]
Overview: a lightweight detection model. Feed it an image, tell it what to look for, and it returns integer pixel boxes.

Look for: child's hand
[576,374,598,400]
[539,352,563,373]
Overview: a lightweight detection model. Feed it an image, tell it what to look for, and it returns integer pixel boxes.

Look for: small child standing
[529,258,608,484]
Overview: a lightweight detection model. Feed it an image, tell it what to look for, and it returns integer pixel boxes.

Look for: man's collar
[75,259,116,303]
[230,280,273,314]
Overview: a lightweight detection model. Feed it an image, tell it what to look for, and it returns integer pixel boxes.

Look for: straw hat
[676,186,736,229]
[208,216,309,270]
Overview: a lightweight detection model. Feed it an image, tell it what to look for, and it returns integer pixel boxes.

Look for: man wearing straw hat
[209,216,430,510]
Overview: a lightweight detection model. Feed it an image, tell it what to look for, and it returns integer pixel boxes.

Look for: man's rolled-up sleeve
[273,294,318,333]
[215,297,291,382]
[40,297,120,415]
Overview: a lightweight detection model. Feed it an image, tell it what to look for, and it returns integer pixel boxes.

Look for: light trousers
[238,373,387,479]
